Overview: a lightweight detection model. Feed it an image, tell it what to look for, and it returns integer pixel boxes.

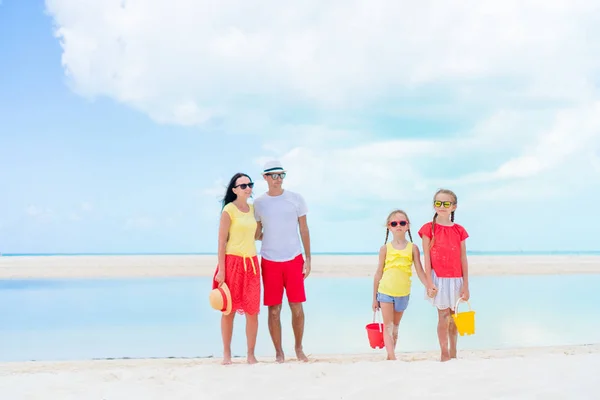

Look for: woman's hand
[215,268,225,285]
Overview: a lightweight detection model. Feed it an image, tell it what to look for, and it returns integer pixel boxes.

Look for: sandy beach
[1,255,599,399]
[1,344,598,399]
[1,254,600,279]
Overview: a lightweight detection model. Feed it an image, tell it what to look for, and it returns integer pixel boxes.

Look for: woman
[214,172,261,365]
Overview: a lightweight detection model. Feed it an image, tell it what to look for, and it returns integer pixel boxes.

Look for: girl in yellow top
[214,172,261,365]
[372,209,433,360]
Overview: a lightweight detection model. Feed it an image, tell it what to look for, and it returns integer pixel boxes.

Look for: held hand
[215,268,225,285]
[427,285,438,298]
[460,286,470,301]
[303,259,311,279]
[372,299,380,312]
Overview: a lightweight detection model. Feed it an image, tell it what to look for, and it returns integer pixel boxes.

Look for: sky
[1,0,599,254]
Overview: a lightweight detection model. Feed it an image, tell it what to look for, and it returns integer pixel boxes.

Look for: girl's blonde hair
[384,209,413,245]
[430,188,458,249]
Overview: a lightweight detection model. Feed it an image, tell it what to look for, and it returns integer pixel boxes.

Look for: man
[254,160,311,363]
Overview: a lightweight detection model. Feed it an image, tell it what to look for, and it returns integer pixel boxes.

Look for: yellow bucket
[452,298,475,336]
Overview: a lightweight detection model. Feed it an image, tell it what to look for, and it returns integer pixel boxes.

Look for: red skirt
[212,254,261,315]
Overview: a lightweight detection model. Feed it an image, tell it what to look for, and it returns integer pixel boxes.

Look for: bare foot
[441,352,450,362]
[275,350,285,363]
[247,354,258,365]
[222,357,232,365]
[295,347,309,362]
[386,354,397,361]
[450,349,457,359]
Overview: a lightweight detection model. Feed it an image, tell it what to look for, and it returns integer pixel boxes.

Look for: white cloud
[249,99,600,209]
[449,102,600,185]
[25,205,57,223]
[47,0,600,212]
[270,139,439,205]
[45,0,600,126]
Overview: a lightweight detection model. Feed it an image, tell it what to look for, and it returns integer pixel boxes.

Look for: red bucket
[366,311,384,349]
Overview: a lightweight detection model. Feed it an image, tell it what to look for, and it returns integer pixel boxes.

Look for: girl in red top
[418,188,470,362]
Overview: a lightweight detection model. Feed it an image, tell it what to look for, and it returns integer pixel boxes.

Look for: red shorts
[261,254,306,306]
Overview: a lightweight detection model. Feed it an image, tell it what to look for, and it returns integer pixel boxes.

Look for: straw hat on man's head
[209,282,232,315]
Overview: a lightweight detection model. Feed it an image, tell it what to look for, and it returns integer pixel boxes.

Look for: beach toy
[366,310,385,349]
[452,297,475,336]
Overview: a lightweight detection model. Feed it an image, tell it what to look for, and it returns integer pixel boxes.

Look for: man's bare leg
[289,302,308,362]
[268,304,285,363]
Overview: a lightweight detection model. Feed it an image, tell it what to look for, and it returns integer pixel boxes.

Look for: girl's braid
[430,212,438,250]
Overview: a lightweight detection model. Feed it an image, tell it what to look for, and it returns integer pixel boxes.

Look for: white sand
[1,344,598,399]
[1,254,600,279]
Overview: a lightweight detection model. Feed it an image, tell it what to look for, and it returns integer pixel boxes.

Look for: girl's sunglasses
[434,200,454,208]
[235,182,254,190]
[389,220,408,227]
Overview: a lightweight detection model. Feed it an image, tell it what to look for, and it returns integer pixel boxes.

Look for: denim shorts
[377,292,410,312]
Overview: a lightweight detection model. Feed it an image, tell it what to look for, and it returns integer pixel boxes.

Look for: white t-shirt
[253,190,308,262]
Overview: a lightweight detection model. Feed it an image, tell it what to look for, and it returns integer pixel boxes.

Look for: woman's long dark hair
[222,172,252,209]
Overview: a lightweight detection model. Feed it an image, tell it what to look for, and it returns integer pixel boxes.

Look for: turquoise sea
[1,273,599,362]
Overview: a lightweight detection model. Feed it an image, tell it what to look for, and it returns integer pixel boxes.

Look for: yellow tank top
[377,241,413,297]
[223,202,257,257]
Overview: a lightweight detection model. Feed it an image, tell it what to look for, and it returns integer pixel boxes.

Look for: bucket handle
[454,297,472,313]
[372,309,383,332]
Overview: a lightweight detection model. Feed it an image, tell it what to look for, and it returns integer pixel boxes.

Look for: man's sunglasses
[266,173,286,179]
[235,182,254,190]
[434,200,454,208]
[389,220,408,227]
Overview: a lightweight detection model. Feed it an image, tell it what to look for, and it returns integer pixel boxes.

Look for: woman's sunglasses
[235,182,254,190]
[389,220,408,227]
[434,200,454,208]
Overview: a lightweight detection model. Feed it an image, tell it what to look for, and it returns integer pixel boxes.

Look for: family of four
[210,160,311,365]
[209,160,471,365]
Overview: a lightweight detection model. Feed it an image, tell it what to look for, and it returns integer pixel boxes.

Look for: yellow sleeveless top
[223,202,257,257]
[377,241,413,297]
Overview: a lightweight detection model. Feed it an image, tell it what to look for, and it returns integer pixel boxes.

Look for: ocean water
[1,274,599,362]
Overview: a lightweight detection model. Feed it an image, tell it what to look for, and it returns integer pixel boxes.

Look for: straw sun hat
[209,282,232,315]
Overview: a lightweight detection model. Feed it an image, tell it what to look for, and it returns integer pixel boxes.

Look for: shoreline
[1,254,600,279]
[2,343,599,371]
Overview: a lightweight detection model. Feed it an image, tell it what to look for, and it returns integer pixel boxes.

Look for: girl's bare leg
[380,302,396,360]
[449,309,458,358]
[392,311,404,349]
[221,313,235,365]
[437,309,451,362]
[246,313,259,364]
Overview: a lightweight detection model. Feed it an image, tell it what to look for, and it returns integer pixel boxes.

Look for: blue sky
[1,0,599,254]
